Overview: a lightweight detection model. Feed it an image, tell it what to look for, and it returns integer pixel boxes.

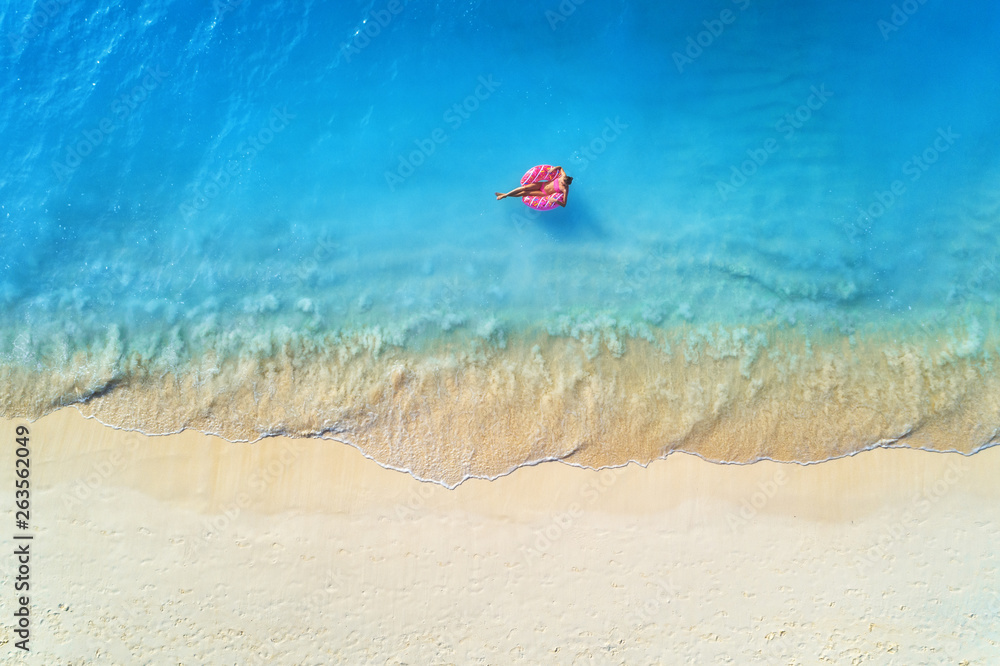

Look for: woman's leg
[497,182,545,200]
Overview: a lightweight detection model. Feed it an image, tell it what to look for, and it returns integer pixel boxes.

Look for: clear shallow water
[2,0,999,485]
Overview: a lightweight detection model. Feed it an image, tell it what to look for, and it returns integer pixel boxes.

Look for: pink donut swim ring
[520,164,565,211]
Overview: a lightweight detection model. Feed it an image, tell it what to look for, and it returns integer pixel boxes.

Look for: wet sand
[8,312,997,489]
[3,407,998,663]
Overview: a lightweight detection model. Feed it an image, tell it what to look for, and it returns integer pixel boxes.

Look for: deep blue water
[4,0,998,318]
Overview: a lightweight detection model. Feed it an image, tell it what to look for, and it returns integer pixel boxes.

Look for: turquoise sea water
[2,0,999,481]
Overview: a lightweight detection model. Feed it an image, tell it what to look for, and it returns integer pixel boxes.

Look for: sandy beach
[2,407,999,663]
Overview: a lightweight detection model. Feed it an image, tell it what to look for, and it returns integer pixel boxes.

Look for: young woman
[496,166,572,207]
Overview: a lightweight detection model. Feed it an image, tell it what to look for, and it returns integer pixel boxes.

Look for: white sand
[2,408,998,663]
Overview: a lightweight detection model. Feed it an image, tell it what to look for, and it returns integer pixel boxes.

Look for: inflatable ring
[520,164,565,211]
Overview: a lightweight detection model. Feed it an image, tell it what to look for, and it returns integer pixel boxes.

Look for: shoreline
[5,309,998,487]
[25,406,1000,515]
